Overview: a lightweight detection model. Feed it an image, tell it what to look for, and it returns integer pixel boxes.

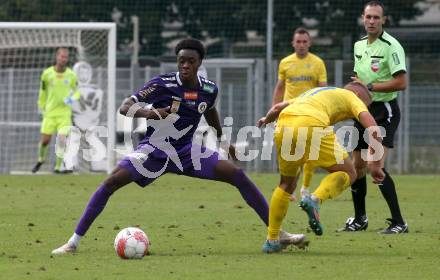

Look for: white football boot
[279,230,309,250]
[51,242,77,255]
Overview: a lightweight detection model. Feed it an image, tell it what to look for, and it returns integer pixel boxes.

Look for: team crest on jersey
[198,102,207,113]
[371,59,380,72]
[64,79,70,85]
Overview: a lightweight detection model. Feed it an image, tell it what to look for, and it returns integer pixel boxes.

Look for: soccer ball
[114,227,150,259]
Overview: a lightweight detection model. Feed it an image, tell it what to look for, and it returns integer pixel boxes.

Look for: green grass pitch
[0,174,439,279]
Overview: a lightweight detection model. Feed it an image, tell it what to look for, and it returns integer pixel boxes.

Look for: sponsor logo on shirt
[165,83,178,88]
[371,59,380,72]
[202,84,215,93]
[184,92,198,100]
[289,76,312,82]
[139,84,157,98]
[185,100,196,107]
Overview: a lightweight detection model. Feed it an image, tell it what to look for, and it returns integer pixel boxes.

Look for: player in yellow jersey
[32,48,80,174]
[271,27,328,201]
[272,27,328,104]
[259,83,385,253]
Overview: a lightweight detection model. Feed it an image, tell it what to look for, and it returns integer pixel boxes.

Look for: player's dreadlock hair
[175,38,205,60]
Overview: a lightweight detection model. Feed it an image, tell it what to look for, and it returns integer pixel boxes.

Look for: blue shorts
[118,143,224,187]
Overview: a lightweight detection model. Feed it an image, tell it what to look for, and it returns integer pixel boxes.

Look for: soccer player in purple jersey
[52,39,308,255]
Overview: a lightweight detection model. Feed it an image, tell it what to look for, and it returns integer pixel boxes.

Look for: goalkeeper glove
[38,109,44,120]
[64,96,73,106]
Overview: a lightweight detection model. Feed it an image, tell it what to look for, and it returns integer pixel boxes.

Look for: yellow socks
[54,136,66,171]
[313,171,350,203]
[38,142,48,163]
[267,187,291,240]
[302,163,314,189]
[301,163,314,197]
[55,156,63,171]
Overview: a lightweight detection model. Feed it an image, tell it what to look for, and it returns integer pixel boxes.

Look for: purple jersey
[131,72,218,149]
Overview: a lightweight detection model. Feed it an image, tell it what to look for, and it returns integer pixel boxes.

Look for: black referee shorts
[354,98,400,150]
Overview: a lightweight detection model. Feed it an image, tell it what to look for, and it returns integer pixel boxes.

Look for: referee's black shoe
[337,216,368,232]
[378,218,408,234]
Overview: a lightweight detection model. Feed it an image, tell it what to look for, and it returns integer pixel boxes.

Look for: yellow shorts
[40,116,72,135]
[274,115,348,177]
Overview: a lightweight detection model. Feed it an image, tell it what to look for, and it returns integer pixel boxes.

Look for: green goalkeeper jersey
[38,66,80,118]
[353,31,406,102]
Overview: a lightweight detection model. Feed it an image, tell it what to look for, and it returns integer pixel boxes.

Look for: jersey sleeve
[278,59,286,81]
[388,41,406,75]
[317,59,327,83]
[209,85,219,110]
[38,70,47,111]
[131,78,163,104]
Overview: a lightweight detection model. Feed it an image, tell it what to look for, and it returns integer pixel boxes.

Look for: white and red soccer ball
[114,227,150,259]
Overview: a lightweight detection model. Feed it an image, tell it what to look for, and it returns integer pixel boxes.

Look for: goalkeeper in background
[32,47,80,174]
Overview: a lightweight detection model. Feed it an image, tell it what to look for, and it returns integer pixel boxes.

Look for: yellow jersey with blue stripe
[280,87,368,126]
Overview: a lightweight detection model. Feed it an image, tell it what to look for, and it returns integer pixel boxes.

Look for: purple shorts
[118,143,223,187]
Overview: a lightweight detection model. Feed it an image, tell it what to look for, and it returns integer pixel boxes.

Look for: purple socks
[75,184,113,236]
[231,169,269,226]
